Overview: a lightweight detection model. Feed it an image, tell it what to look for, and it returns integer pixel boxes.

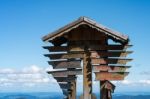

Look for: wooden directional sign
[95,72,129,80]
[91,58,132,65]
[45,51,132,60]
[48,60,81,69]
[43,45,132,52]
[47,69,82,77]
[93,65,131,72]
[54,77,76,82]
[91,51,132,58]
[58,82,72,89]
[45,53,83,59]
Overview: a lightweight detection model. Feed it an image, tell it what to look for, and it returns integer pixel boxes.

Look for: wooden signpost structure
[42,17,132,99]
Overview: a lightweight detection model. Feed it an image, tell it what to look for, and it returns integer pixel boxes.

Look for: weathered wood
[83,50,92,99]
[54,77,76,82]
[58,82,72,89]
[43,45,132,52]
[95,72,129,80]
[45,53,83,59]
[44,51,132,60]
[42,17,129,43]
[47,69,82,77]
[69,78,76,99]
[91,58,132,65]
[43,46,67,52]
[91,51,132,58]
[100,80,115,93]
[93,65,131,72]
[48,60,81,69]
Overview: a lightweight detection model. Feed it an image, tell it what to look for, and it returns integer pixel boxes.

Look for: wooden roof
[42,17,129,43]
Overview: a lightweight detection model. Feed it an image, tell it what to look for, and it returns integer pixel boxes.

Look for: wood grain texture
[95,72,129,80]
[48,60,81,69]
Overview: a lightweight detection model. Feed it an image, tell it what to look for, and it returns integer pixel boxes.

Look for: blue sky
[0,0,150,93]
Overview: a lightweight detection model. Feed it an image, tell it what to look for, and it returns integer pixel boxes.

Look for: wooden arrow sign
[54,77,76,82]
[45,53,83,59]
[91,58,132,65]
[95,72,129,80]
[45,51,132,60]
[48,60,81,69]
[93,65,131,72]
[58,82,72,89]
[43,45,132,52]
[43,46,67,52]
[47,69,82,77]
[91,51,132,58]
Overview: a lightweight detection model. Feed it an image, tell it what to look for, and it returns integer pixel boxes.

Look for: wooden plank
[45,53,83,59]
[43,46,67,52]
[90,51,133,58]
[44,51,132,60]
[95,72,129,80]
[54,77,76,82]
[91,58,132,65]
[43,45,132,52]
[47,69,82,77]
[93,65,131,72]
[48,60,81,69]
[58,82,72,89]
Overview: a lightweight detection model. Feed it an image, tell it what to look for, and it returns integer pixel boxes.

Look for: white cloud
[0,68,15,74]
[22,65,43,74]
[139,80,150,85]
[120,80,132,85]
[0,65,57,89]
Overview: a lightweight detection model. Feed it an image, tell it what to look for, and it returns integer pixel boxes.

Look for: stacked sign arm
[44,44,82,99]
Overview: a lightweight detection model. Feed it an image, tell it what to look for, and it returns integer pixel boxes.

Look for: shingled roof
[42,17,129,43]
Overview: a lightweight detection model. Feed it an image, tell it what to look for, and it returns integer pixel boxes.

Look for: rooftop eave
[42,17,129,44]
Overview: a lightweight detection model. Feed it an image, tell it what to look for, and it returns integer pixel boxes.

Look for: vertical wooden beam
[83,47,92,99]
[100,39,111,99]
[68,75,76,99]
[100,80,110,99]
[67,41,77,99]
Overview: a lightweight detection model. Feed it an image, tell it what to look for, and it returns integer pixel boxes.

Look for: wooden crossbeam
[93,65,131,72]
[47,69,82,77]
[54,77,76,82]
[43,45,132,52]
[44,53,83,59]
[90,51,133,58]
[95,72,129,80]
[44,51,132,60]
[91,58,132,65]
[48,60,81,69]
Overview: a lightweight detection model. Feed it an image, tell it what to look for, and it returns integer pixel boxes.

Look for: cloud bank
[0,65,150,92]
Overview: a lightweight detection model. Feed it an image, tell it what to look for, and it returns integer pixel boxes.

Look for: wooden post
[68,41,77,99]
[100,81,109,99]
[100,39,111,99]
[68,75,76,99]
[83,46,92,99]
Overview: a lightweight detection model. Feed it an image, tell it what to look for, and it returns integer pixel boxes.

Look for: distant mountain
[1,94,37,99]
[0,92,150,99]
[113,95,150,99]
